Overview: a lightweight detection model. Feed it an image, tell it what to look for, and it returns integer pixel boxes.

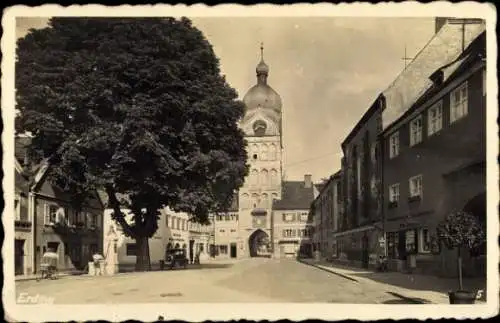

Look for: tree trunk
[135,236,151,272]
[458,247,463,290]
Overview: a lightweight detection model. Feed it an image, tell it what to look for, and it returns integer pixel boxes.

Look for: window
[261,144,268,161]
[261,194,269,208]
[427,101,443,136]
[251,169,259,186]
[165,215,169,227]
[450,82,468,123]
[283,213,295,222]
[269,144,277,160]
[300,212,308,222]
[176,218,181,230]
[482,69,486,96]
[282,229,293,238]
[410,115,423,146]
[389,132,399,158]
[389,184,400,202]
[44,204,59,225]
[91,214,98,228]
[405,230,417,254]
[242,193,250,210]
[260,169,269,186]
[409,175,423,198]
[126,243,136,256]
[419,228,431,253]
[219,245,228,255]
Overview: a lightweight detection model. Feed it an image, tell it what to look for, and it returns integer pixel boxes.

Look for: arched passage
[462,191,486,224]
[248,229,270,257]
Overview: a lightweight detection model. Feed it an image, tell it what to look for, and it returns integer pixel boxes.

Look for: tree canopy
[16,17,249,241]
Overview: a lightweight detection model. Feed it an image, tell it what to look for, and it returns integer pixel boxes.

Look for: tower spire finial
[260,42,264,61]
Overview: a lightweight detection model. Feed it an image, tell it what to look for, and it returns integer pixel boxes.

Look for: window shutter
[44,203,50,225]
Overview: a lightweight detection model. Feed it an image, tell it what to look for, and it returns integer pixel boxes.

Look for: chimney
[435,17,448,34]
[304,174,312,188]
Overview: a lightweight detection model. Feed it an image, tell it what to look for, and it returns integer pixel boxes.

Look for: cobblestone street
[14,258,428,304]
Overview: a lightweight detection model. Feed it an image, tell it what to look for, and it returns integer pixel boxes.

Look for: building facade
[14,159,33,276]
[15,136,105,275]
[381,23,486,277]
[311,171,343,260]
[335,97,385,269]
[272,176,316,259]
[102,206,213,269]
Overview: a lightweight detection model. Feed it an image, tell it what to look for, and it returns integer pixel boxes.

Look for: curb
[386,291,432,304]
[297,259,359,282]
[297,260,441,304]
[15,272,86,282]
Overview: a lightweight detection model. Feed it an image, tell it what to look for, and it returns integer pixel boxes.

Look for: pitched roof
[273,181,315,210]
[15,136,31,165]
[381,20,485,131]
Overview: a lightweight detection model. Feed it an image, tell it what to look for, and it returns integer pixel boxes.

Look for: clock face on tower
[253,120,267,136]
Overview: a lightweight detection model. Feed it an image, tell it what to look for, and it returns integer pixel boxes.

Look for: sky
[16,17,436,182]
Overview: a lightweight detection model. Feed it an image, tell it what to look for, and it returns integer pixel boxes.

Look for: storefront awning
[331,224,379,238]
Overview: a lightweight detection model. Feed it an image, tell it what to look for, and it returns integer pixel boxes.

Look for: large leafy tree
[16,17,248,271]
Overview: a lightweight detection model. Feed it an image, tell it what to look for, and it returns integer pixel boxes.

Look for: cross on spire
[260,42,264,61]
[401,45,413,70]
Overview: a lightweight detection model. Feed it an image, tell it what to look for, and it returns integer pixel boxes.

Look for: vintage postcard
[1,2,498,322]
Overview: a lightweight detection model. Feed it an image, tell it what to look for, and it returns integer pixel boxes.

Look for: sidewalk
[15,270,85,282]
[299,259,487,304]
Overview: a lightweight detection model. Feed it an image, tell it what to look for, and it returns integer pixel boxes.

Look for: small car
[164,248,188,270]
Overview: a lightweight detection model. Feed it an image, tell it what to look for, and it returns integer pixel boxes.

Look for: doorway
[15,239,25,275]
[189,240,195,263]
[230,243,237,258]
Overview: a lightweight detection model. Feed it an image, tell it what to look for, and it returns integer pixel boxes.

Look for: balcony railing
[15,220,31,229]
[408,195,422,203]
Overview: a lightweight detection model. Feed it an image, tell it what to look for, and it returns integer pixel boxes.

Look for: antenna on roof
[401,45,414,70]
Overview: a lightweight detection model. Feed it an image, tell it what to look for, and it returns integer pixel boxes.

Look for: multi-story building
[204,45,315,259]
[210,197,240,258]
[380,19,486,277]
[311,170,343,260]
[14,154,32,276]
[272,175,316,259]
[102,204,213,269]
[15,136,105,275]
[335,96,385,269]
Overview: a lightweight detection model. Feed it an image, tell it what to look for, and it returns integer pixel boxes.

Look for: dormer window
[429,70,444,86]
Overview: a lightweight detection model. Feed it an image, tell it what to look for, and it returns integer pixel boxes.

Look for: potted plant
[436,210,486,304]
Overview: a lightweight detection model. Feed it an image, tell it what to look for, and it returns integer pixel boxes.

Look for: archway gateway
[248,229,271,257]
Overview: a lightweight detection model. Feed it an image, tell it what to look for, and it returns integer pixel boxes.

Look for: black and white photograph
[1,3,498,322]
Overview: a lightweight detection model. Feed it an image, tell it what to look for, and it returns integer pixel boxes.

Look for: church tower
[238,44,283,257]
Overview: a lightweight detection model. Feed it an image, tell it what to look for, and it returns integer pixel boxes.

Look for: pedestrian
[92,253,104,276]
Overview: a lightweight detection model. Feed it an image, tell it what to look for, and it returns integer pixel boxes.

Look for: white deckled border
[2,2,498,322]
